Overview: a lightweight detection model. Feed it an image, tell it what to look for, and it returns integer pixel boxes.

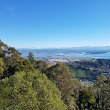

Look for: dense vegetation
[0,41,67,110]
[0,41,110,110]
[66,59,110,81]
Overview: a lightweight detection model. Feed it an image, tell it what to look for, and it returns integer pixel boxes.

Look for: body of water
[18,48,110,59]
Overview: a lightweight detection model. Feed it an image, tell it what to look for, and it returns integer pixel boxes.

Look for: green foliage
[94,76,110,110]
[0,41,22,79]
[34,60,48,73]
[45,62,81,110]
[0,41,8,58]
[0,70,67,110]
[16,59,34,72]
[0,58,4,74]
[0,41,67,109]
[72,69,86,78]
[66,59,110,80]
[45,62,72,80]
[28,52,48,73]
[78,88,95,110]
[0,41,20,59]
[96,75,107,83]
[28,52,34,63]
[1,41,110,110]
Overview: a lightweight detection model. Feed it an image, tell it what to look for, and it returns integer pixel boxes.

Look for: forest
[0,41,110,110]
[66,59,110,81]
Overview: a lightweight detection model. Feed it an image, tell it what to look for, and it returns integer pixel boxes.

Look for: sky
[0,0,110,48]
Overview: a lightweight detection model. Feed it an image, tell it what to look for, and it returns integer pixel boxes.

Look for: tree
[45,62,81,110]
[0,70,67,110]
[16,59,34,72]
[78,88,95,110]
[94,76,110,110]
[0,58,4,74]
[0,41,8,58]
[0,41,67,110]
[34,60,48,73]
[0,41,22,79]
[28,52,34,63]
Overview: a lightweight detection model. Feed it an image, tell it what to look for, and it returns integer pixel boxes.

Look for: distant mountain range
[17,46,110,50]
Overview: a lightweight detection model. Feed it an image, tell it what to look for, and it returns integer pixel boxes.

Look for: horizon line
[17,45,110,50]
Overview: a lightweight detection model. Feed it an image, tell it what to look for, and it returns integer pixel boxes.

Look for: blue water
[18,48,110,59]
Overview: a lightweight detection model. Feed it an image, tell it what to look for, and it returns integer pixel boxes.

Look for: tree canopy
[0,41,110,110]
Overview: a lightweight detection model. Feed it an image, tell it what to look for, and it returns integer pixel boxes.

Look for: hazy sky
[0,0,110,48]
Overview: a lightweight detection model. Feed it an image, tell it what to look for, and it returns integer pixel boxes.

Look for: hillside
[0,41,110,110]
[66,59,110,81]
